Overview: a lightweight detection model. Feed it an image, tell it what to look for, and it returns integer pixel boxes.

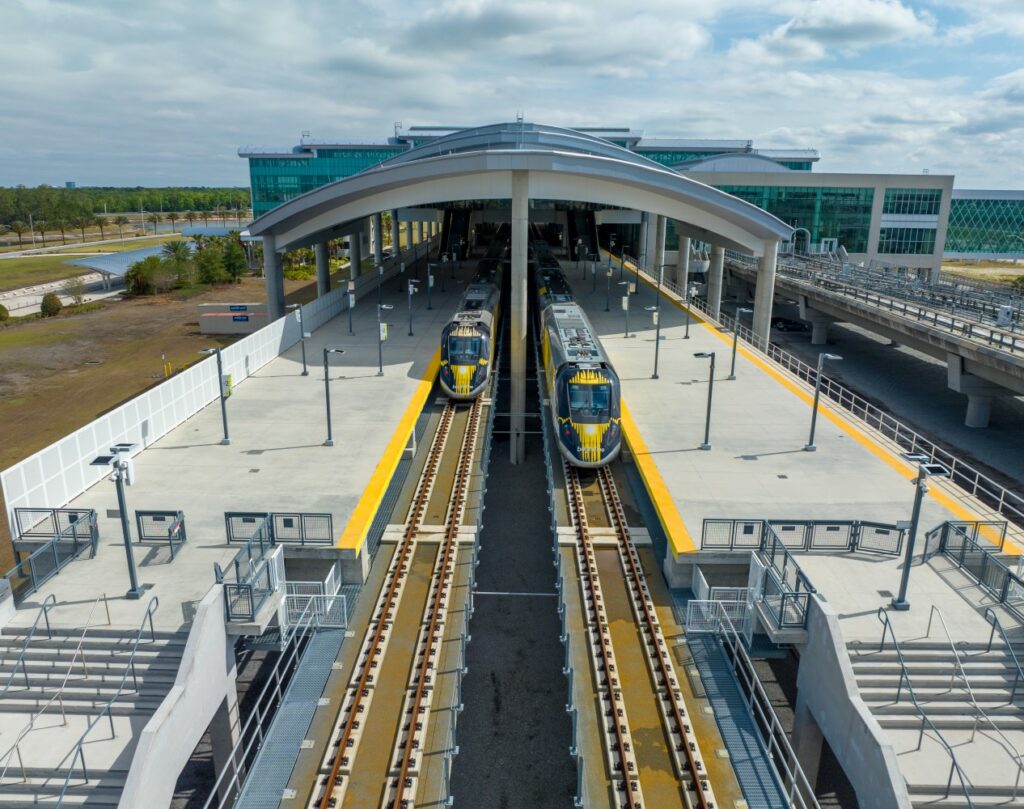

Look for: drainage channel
[450,289,576,807]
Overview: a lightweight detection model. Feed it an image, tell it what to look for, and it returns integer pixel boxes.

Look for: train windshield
[448,335,482,363]
[568,384,610,414]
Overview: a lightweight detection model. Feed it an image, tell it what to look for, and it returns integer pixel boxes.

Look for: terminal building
[240,124,1024,266]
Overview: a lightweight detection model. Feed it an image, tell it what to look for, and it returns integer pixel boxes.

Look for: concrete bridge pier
[315,241,330,296]
[799,297,839,346]
[707,246,725,320]
[752,239,779,344]
[947,353,1013,428]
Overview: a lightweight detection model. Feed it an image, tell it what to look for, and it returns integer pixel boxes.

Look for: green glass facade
[716,185,875,253]
[947,196,1024,254]
[877,227,936,255]
[882,188,942,216]
[248,147,405,217]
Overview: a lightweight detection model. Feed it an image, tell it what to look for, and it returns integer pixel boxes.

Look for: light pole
[576,239,584,276]
[198,348,230,444]
[347,280,355,336]
[684,285,696,339]
[287,305,309,376]
[407,279,420,336]
[322,348,345,446]
[591,254,598,293]
[619,281,633,338]
[377,263,384,309]
[608,234,617,278]
[605,265,613,311]
[377,303,394,376]
[397,260,405,292]
[694,352,716,450]
[646,265,666,378]
[439,255,448,293]
[727,307,753,381]
[804,352,843,451]
[891,457,949,610]
[91,446,145,599]
[426,263,436,310]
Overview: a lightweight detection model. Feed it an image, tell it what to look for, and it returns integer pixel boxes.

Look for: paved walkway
[6,257,472,632]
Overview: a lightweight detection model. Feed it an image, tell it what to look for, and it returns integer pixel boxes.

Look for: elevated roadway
[722,255,1024,427]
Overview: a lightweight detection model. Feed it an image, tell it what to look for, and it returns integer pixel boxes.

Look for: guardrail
[135,510,187,560]
[685,600,821,808]
[0,594,56,699]
[215,515,277,621]
[225,511,333,546]
[985,607,1024,703]
[924,521,1024,622]
[626,259,1024,540]
[702,517,905,555]
[3,511,99,604]
[52,596,159,809]
[876,607,975,808]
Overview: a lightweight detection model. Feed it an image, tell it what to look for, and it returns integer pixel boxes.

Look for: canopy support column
[262,234,284,321]
[510,170,529,465]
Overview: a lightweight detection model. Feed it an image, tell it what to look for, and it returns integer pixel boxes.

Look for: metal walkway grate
[687,634,790,809]
[234,627,347,809]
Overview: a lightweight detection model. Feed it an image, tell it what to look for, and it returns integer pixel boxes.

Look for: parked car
[771,317,810,332]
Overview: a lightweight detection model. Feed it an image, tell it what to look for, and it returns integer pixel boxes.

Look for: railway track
[564,462,717,809]
[313,398,482,809]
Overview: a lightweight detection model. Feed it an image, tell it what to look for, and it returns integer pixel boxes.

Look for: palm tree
[7,221,28,246]
[55,217,69,245]
[191,234,207,252]
[95,216,106,240]
[167,211,179,232]
[184,211,197,228]
[34,220,47,245]
[72,215,91,242]
[114,215,130,240]
[148,213,162,233]
[162,240,191,261]
[200,210,210,227]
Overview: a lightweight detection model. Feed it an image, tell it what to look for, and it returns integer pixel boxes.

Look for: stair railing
[876,608,975,807]
[51,596,159,808]
[926,606,1023,797]
[0,594,57,697]
[984,607,1024,702]
[0,595,108,785]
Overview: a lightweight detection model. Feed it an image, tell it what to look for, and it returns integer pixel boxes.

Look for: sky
[1,0,1023,188]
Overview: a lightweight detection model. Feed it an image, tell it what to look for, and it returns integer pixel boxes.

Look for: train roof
[543,302,611,366]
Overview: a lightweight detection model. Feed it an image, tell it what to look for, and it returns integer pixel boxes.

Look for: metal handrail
[0,595,109,784]
[51,596,159,808]
[0,594,56,697]
[927,606,1024,796]
[200,596,324,809]
[984,607,1024,703]
[876,608,975,806]
[716,604,821,809]
[627,260,1024,535]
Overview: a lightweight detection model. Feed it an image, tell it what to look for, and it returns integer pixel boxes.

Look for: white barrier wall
[0,239,434,538]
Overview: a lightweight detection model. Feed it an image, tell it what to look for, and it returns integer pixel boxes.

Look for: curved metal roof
[248,122,793,255]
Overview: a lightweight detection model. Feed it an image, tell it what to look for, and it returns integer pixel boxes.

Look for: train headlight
[583,424,597,436]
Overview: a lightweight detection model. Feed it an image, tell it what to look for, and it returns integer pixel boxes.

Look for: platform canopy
[247,122,793,256]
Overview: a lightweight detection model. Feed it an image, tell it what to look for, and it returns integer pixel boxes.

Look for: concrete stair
[849,639,1024,808]
[0,625,186,807]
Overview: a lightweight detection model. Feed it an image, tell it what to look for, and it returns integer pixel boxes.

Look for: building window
[883,188,942,216]
[877,227,936,255]
[947,197,1024,254]
[716,185,874,253]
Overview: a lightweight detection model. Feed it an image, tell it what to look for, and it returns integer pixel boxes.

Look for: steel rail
[597,466,716,809]
[385,397,483,808]
[315,403,457,809]
[564,461,644,808]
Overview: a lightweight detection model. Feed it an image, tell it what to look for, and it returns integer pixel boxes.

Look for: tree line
[0,185,251,245]
[125,234,250,294]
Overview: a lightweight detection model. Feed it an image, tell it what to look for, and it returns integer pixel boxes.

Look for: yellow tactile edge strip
[336,349,441,555]
[618,254,1021,557]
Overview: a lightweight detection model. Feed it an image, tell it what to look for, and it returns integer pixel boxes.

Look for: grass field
[0,273,319,556]
[942,259,1024,286]
[0,235,183,292]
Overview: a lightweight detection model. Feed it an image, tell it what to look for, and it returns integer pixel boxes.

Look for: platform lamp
[407,279,420,336]
[426,263,437,310]
[890,455,949,611]
[377,303,394,376]
[684,284,697,340]
[608,233,617,277]
[727,307,753,381]
[286,304,309,376]
[694,352,716,450]
[198,348,230,444]
[91,445,145,600]
[618,280,634,338]
[804,352,842,451]
[322,348,345,446]
[645,265,667,379]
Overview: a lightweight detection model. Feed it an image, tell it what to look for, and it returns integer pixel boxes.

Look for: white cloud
[731,0,935,64]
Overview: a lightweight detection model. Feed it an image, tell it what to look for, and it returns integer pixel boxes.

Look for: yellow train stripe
[620,399,698,555]
[337,349,441,554]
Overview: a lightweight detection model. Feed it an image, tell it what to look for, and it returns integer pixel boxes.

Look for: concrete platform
[6,256,477,633]
[567,261,1020,564]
